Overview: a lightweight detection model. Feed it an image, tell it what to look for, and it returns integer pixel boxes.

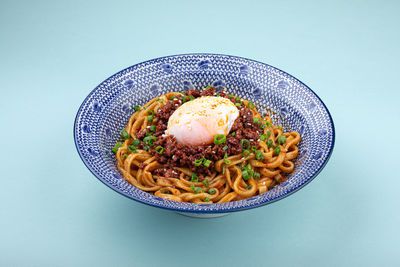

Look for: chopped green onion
[121,129,130,140]
[204,197,210,202]
[247,102,255,109]
[189,95,194,100]
[278,135,286,145]
[246,185,252,190]
[204,159,211,167]
[191,173,198,182]
[228,94,234,98]
[253,118,260,124]
[206,85,213,89]
[148,110,154,116]
[267,131,271,137]
[194,158,204,166]
[194,187,204,194]
[190,184,195,191]
[157,98,164,102]
[266,122,272,127]
[183,96,191,103]
[169,96,175,100]
[143,135,156,146]
[260,134,268,141]
[134,105,140,111]
[231,131,236,137]
[223,165,226,175]
[222,145,228,151]
[145,132,152,137]
[143,146,149,151]
[202,179,209,187]
[235,97,241,103]
[112,142,122,154]
[149,125,156,132]
[274,146,281,155]
[208,188,216,195]
[267,139,274,148]
[251,146,256,151]
[260,124,266,129]
[214,134,226,145]
[242,149,250,157]
[223,153,231,164]
[148,115,154,122]
[122,154,129,160]
[235,103,241,107]
[240,139,250,150]
[155,146,164,154]
[253,172,261,180]
[132,139,141,147]
[242,169,250,180]
[127,145,136,153]
[255,150,264,160]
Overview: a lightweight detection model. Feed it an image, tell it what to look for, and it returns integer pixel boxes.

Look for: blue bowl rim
[74,53,335,213]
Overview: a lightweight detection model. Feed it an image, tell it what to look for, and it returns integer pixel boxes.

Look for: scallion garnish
[194,158,204,166]
[134,105,140,111]
[260,134,268,141]
[274,146,281,155]
[253,172,261,180]
[127,145,136,153]
[191,173,199,182]
[112,142,122,154]
[204,197,210,202]
[204,159,211,167]
[266,122,272,127]
[247,102,255,109]
[242,169,250,180]
[149,125,156,132]
[231,131,236,137]
[260,124,266,129]
[155,146,164,154]
[267,139,273,148]
[143,135,156,146]
[194,187,204,194]
[157,98,164,102]
[169,96,175,100]
[214,134,226,145]
[148,115,154,122]
[278,135,286,145]
[143,146,149,151]
[222,145,228,151]
[251,146,256,151]
[255,150,264,160]
[235,103,241,107]
[208,188,216,195]
[121,129,130,140]
[202,179,209,187]
[190,184,195,191]
[253,118,260,124]
[223,153,231,164]
[242,149,250,157]
[132,139,141,147]
[246,185,252,190]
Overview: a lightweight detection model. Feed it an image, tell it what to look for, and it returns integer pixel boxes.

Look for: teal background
[1,0,399,266]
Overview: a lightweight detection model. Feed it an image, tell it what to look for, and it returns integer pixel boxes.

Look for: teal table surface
[1,1,399,266]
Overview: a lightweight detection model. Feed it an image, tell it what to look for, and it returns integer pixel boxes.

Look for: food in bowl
[112,86,301,203]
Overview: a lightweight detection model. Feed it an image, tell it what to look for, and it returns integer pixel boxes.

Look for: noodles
[113,87,301,203]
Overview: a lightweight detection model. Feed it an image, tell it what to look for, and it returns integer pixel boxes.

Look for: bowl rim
[74,53,335,213]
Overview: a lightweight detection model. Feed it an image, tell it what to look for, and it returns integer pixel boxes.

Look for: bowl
[74,53,335,218]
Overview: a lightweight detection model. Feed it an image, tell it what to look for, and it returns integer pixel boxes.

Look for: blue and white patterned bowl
[74,54,335,217]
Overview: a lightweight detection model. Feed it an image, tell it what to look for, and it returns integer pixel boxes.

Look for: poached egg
[166,96,239,146]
